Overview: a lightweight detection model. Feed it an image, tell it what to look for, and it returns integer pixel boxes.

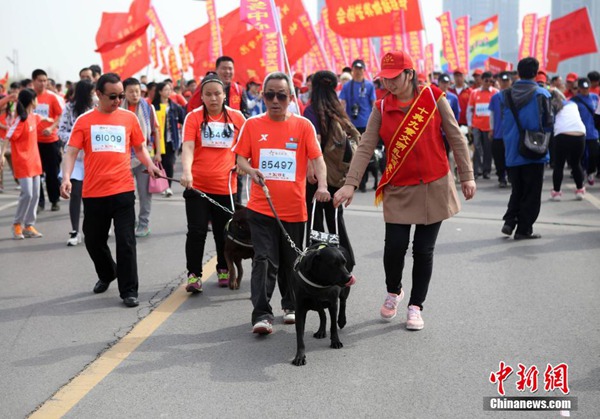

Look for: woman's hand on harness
[180,171,193,189]
[461,179,476,200]
[333,184,355,208]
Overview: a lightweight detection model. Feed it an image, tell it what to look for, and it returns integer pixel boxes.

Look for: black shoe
[514,233,542,240]
[483,173,491,179]
[123,297,139,307]
[498,180,508,188]
[51,202,60,211]
[93,280,110,294]
[501,223,515,236]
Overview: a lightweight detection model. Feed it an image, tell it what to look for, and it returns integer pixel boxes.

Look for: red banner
[167,47,181,81]
[548,7,598,63]
[297,11,331,71]
[485,57,513,73]
[179,43,190,73]
[380,36,394,59]
[101,33,149,78]
[159,47,169,75]
[534,15,550,69]
[518,13,537,60]
[320,9,347,68]
[407,31,424,61]
[454,15,470,73]
[437,11,459,72]
[96,0,150,53]
[205,0,222,63]
[424,43,434,78]
[145,5,170,48]
[326,0,423,38]
[150,38,159,68]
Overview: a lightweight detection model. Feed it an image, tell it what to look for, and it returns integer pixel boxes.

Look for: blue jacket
[489,91,503,139]
[570,93,599,140]
[446,91,461,122]
[500,80,552,167]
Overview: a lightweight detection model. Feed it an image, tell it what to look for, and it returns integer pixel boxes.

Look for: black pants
[70,179,83,232]
[503,164,544,236]
[82,191,138,299]
[491,139,507,182]
[38,141,62,207]
[305,182,355,269]
[183,189,232,277]
[584,139,599,175]
[552,134,585,191]
[161,142,176,187]
[383,222,442,310]
[247,209,304,324]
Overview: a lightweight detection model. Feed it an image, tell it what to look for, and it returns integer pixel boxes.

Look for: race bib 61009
[91,125,127,153]
[259,148,296,182]
[201,122,235,148]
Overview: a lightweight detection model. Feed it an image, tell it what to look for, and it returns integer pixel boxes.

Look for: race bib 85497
[91,125,126,153]
[259,148,296,182]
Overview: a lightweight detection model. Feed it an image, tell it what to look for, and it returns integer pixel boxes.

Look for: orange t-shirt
[170,93,187,107]
[233,113,322,223]
[34,90,63,143]
[7,114,43,178]
[468,87,498,131]
[0,113,9,139]
[69,108,145,198]
[182,106,246,195]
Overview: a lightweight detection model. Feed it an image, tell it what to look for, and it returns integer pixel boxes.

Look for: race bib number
[201,122,235,148]
[34,103,50,118]
[475,103,491,117]
[259,148,296,182]
[91,125,126,153]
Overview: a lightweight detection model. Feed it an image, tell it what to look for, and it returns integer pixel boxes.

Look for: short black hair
[341,66,352,74]
[19,79,32,88]
[186,79,197,87]
[123,77,140,89]
[587,71,600,82]
[146,81,156,90]
[10,81,19,90]
[32,69,47,80]
[517,57,539,80]
[96,73,121,93]
[163,78,173,84]
[89,65,102,77]
[550,75,561,84]
[216,56,234,68]
[481,71,493,80]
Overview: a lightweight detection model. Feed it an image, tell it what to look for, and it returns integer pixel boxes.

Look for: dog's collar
[297,269,330,289]
[225,220,253,248]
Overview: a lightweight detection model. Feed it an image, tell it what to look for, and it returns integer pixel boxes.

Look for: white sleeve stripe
[6,118,20,139]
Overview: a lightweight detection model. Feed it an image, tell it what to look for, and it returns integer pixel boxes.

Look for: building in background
[551,0,600,76]
[443,0,519,69]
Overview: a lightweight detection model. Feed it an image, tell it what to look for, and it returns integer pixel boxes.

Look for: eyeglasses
[106,93,126,101]
[263,91,288,101]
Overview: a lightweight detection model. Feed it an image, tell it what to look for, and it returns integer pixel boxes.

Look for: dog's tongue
[345,275,356,287]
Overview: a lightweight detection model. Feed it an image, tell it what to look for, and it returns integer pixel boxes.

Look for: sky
[0,0,551,83]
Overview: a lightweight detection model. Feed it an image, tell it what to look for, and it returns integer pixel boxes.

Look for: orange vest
[377,85,449,186]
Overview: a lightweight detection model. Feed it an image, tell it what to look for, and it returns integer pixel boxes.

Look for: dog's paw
[330,340,343,349]
[292,355,306,366]
[313,330,326,339]
[338,317,347,329]
[229,280,239,290]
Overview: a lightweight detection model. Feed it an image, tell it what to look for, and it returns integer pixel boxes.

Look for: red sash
[375,87,440,206]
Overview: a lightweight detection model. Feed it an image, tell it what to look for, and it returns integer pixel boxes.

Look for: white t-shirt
[554,102,585,136]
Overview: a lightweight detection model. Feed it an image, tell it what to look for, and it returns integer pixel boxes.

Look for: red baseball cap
[376,51,414,79]
[453,67,466,75]
[247,76,262,86]
[566,72,578,82]
[417,73,427,82]
[535,73,547,83]
[472,69,483,76]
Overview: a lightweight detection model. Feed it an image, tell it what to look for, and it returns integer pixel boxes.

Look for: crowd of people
[0,50,596,331]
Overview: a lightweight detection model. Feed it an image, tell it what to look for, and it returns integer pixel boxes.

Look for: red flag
[159,47,169,75]
[485,57,513,73]
[95,0,150,53]
[518,13,537,60]
[437,11,459,72]
[326,0,423,38]
[146,5,171,47]
[407,31,424,61]
[167,47,182,81]
[206,0,223,63]
[424,43,434,78]
[179,43,190,73]
[101,33,150,78]
[380,36,394,58]
[454,16,470,73]
[548,7,598,63]
[0,71,8,85]
[150,38,159,68]
[320,9,347,68]
[534,16,550,69]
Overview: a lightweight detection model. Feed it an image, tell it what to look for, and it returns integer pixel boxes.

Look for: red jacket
[378,85,449,186]
[449,85,472,125]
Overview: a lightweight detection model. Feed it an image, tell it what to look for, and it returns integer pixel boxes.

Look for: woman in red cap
[334,50,476,330]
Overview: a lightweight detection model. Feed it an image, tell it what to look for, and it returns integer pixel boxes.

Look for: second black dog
[292,244,356,366]
[223,204,254,290]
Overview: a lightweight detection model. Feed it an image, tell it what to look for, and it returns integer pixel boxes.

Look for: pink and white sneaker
[406,305,424,330]
[575,188,586,201]
[380,289,404,321]
[549,190,562,201]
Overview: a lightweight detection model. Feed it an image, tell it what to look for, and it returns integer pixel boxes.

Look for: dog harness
[224,219,253,248]
[294,244,356,288]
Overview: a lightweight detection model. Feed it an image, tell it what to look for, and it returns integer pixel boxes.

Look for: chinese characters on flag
[437,11,459,73]
[241,0,283,73]
[548,7,598,64]
[518,13,537,61]
[101,33,150,79]
[534,16,550,69]
[96,0,150,53]
[454,16,469,73]
[206,0,222,63]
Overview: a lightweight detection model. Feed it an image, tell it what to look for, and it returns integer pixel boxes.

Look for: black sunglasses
[263,91,288,101]
[106,93,126,101]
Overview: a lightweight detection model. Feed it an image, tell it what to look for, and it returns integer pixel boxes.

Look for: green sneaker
[185,274,202,294]
[217,269,229,287]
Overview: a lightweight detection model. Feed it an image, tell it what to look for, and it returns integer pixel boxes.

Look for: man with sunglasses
[60,73,162,308]
[467,71,498,179]
[234,72,330,335]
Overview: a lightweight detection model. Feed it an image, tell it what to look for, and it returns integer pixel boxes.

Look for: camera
[351,103,360,119]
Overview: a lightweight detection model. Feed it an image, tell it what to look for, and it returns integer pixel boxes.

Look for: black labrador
[292,244,356,366]
[223,204,254,290]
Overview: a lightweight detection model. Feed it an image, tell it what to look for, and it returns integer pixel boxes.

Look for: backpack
[323,120,360,188]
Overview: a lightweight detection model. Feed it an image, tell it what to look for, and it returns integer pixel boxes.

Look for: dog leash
[144,170,234,215]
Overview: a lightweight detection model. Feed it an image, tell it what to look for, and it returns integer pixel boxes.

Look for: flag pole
[268,0,297,102]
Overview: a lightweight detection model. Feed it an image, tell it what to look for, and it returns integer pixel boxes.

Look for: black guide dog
[223,204,254,290]
[292,243,356,366]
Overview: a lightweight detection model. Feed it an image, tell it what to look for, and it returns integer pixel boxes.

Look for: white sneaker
[67,231,81,246]
[575,188,585,201]
[165,188,173,197]
[406,305,424,330]
[252,319,273,335]
[380,289,404,321]
[283,310,295,324]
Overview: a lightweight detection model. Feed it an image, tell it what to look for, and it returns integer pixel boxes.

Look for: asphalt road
[1,168,599,419]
